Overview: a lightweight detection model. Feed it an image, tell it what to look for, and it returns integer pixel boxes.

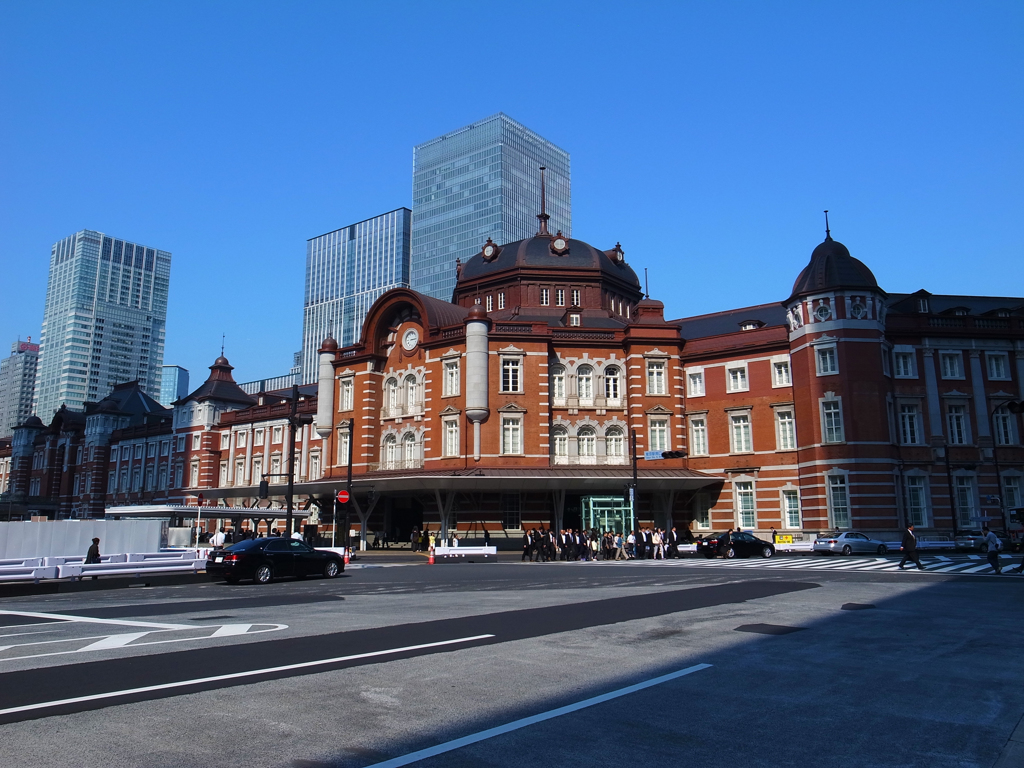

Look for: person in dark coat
[898,524,925,570]
[85,537,101,580]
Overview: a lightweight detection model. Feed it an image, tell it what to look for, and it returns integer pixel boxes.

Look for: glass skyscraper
[159,365,189,407]
[301,208,411,383]
[411,113,571,301]
[34,230,170,419]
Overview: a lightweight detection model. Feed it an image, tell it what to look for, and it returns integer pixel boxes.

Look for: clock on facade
[551,233,569,255]
[402,328,419,351]
[481,238,500,261]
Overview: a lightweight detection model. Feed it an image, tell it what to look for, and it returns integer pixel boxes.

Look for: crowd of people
[520,527,694,562]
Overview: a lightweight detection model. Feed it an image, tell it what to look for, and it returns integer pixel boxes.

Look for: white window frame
[501,357,523,393]
[577,365,594,402]
[826,473,851,528]
[954,474,976,528]
[551,365,566,402]
[569,313,581,327]
[993,405,1018,446]
[940,351,964,380]
[1003,475,1022,511]
[899,403,922,445]
[648,417,669,452]
[686,368,705,397]
[555,289,565,307]
[734,480,756,528]
[782,488,801,529]
[272,425,283,444]
[726,364,748,393]
[946,403,970,445]
[442,360,460,397]
[893,350,916,378]
[821,398,845,443]
[442,418,460,457]
[605,427,625,460]
[485,295,493,312]
[689,415,708,456]
[340,378,354,411]
[774,408,796,451]
[254,428,264,447]
[501,416,523,455]
[772,359,792,388]
[986,352,1010,381]
[191,433,201,451]
[577,427,597,464]
[540,288,550,306]
[497,292,506,310]
[729,411,753,454]
[551,427,568,464]
[571,289,581,307]
[603,366,621,403]
[646,359,667,395]
[815,344,839,376]
[693,492,712,530]
[904,474,930,527]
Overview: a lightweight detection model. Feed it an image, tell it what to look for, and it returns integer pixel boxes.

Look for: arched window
[606,426,625,462]
[382,434,397,469]
[405,375,417,412]
[578,426,597,463]
[577,365,594,401]
[403,432,418,466]
[552,427,568,464]
[551,365,566,401]
[604,366,620,401]
[385,378,399,415]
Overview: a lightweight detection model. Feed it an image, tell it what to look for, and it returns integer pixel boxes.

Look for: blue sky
[1,1,1021,385]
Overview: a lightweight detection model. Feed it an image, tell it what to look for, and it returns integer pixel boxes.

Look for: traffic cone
[343,548,350,565]
[428,549,435,565]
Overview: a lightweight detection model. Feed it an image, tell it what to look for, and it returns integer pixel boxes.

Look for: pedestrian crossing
[570,554,1024,576]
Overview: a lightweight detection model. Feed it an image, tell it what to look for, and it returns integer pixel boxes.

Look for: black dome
[459,234,641,288]
[789,235,880,300]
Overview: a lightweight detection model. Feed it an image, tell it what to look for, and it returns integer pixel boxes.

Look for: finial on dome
[536,166,550,236]
[824,210,831,240]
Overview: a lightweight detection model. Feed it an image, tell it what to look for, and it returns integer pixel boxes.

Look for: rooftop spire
[536,166,550,235]
[221,333,225,356]
[824,210,831,240]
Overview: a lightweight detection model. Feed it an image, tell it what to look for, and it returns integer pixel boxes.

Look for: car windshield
[225,539,263,551]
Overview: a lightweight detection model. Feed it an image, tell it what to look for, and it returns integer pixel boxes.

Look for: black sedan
[696,531,775,559]
[206,538,344,584]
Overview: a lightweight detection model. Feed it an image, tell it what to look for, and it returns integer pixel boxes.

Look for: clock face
[483,245,495,257]
[401,328,419,351]
[553,238,567,251]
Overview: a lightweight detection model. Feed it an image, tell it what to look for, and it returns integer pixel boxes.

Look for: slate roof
[671,303,788,341]
[789,236,880,300]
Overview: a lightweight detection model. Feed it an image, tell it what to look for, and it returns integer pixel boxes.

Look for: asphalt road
[0,559,1022,768]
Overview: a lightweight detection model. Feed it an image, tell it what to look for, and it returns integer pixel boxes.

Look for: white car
[813,531,890,556]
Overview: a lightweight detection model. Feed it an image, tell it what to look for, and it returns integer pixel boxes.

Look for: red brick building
[5,221,1022,546]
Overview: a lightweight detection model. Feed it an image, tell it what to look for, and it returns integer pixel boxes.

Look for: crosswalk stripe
[568,556,1008,575]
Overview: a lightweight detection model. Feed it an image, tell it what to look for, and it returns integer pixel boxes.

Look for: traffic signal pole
[345,419,354,555]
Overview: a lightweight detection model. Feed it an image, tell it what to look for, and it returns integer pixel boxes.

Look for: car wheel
[761,546,774,559]
[877,545,887,555]
[254,564,273,584]
[841,545,853,556]
[324,560,341,578]
[725,547,737,559]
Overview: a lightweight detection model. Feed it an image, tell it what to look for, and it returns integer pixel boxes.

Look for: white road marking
[0,610,189,630]
[0,634,495,717]
[211,624,252,637]
[78,632,151,652]
[364,663,713,768]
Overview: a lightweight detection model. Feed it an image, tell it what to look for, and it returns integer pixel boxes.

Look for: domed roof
[789,235,880,300]
[458,234,641,288]
[319,337,338,352]
[20,415,44,428]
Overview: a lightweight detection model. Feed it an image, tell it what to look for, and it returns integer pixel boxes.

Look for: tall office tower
[300,208,411,382]
[0,339,40,438]
[411,113,571,301]
[159,365,189,407]
[33,230,170,419]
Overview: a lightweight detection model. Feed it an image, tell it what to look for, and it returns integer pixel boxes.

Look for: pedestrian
[483,528,491,548]
[85,537,101,580]
[717,528,733,558]
[615,532,628,560]
[982,527,1003,574]
[211,527,227,548]
[898,524,925,570]
[771,526,778,544]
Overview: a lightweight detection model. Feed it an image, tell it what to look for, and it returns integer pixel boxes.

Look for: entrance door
[582,496,635,534]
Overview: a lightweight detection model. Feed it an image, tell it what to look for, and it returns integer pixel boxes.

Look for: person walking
[770,527,778,544]
[982,527,1003,574]
[898,524,925,570]
[85,537,101,580]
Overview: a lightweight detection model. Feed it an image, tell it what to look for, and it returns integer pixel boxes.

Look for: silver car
[813,531,890,556]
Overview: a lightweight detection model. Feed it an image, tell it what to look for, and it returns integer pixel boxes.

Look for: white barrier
[0,520,166,559]
[0,550,208,583]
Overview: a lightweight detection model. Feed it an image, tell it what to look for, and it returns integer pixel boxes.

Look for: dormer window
[739,320,763,330]
[569,314,581,327]
[917,298,929,313]
[954,308,968,316]
[997,310,1010,318]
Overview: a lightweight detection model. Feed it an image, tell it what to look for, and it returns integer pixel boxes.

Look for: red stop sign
[336,490,350,504]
